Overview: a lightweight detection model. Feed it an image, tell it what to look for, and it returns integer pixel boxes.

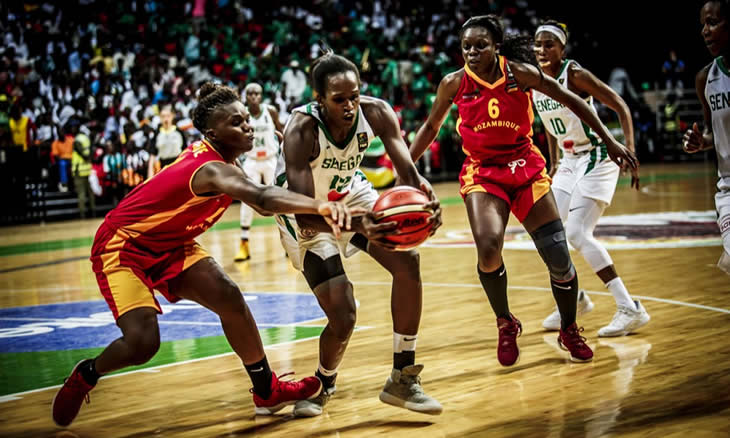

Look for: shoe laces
[562,325,587,348]
[64,375,91,404]
[498,318,522,341]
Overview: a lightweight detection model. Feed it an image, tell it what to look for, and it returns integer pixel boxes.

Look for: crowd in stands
[0,0,692,222]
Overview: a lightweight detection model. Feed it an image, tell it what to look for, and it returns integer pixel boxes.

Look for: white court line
[0,326,372,403]
[352,281,730,315]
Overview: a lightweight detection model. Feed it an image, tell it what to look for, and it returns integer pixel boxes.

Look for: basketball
[372,186,434,250]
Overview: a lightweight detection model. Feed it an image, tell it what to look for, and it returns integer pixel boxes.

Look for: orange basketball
[372,186,433,251]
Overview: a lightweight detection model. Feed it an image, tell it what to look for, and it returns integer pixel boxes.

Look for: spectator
[72,126,95,218]
[661,49,686,93]
[51,124,75,192]
[148,105,185,178]
[280,60,307,107]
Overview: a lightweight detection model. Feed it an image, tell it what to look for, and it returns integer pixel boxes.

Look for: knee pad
[303,251,346,290]
[530,219,575,281]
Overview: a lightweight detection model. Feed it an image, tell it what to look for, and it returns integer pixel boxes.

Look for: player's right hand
[317,201,367,238]
[683,122,705,153]
[360,212,400,250]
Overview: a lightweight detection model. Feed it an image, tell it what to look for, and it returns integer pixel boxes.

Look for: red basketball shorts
[459,146,552,222]
[90,221,210,320]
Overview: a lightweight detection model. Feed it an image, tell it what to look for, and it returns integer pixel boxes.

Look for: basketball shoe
[52,359,96,427]
[379,364,442,415]
[598,300,650,337]
[235,239,250,262]
[252,372,322,415]
[542,289,594,331]
[293,385,336,417]
[558,323,594,362]
[497,314,522,366]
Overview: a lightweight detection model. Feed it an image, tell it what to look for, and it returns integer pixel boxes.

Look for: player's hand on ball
[318,201,367,238]
[419,180,442,236]
[361,212,400,250]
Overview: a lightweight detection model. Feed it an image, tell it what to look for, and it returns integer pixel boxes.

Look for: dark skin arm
[409,70,462,162]
[568,63,639,189]
[191,160,361,237]
[511,60,638,171]
[545,130,560,178]
[683,64,715,153]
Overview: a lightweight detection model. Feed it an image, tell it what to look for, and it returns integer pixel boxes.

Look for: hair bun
[197,82,219,101]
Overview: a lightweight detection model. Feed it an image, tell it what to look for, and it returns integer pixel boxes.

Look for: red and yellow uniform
[455,56,551,222]
[91,139,233,319]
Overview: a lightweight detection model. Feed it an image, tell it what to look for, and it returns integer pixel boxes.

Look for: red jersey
[454,56,536,164]
[104,139,233,252]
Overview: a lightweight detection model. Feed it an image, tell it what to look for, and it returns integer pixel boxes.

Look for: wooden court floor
[0,162,728,437]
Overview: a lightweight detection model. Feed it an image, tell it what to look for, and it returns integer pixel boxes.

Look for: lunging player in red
[52,82,362,427]
[410,15,638,366]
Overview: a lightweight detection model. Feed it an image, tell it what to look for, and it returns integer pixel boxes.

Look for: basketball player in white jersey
[684,0,730,275]
[275,52,443,417]
[235,83,285,262]
[532,21,650,337]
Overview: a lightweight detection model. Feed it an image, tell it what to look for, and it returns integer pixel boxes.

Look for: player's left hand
[317,201,367,238]
[419,178,442,236]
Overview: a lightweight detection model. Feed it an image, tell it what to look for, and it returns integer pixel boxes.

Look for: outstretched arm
[409,71,461,161]
[570,63,639,188]
[515,61,638,170]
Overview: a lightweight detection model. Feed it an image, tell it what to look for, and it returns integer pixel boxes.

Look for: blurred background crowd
[0,0,710,224]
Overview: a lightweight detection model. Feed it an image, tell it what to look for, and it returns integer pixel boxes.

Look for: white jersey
[705,57,730,184]
[532,59,606,157]
[276,102,375,202]
[243,103,279,161]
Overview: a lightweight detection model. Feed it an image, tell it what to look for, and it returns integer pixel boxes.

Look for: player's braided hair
[460,15,540,69]
[309,51,361,97]
[192,82,239,132]
[707,0,730,18]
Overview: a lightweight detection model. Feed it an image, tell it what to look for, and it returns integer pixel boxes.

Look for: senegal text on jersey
[534,99,565,113]
[322,154,363,171]
[709,91,730,111]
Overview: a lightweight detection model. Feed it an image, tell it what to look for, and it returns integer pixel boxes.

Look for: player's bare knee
[330,307,356,341]
[127,330,160,365]
[475,235,503,265]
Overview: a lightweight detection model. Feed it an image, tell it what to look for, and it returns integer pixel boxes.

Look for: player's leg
[716,187,730,275]
[564,191,649,336]
[169,257,321,414]
[363,239,442,415]
[523,191,592,362]
[464,192,522,366]
[52,268,162,427]
[293,250,355,417]
[542,187,594,331]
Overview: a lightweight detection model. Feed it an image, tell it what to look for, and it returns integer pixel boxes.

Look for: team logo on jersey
[357,132,369,152]
[425,211,722,250]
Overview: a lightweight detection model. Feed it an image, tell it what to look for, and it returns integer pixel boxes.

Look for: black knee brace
[529,219,575,281]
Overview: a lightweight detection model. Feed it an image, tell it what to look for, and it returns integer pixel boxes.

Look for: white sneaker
[542,289,594,331]
[598,300,650,337]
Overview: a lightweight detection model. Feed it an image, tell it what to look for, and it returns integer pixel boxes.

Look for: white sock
[606,277,634,309]
[393,332,417,353]
[240,228,249,241]
[317,363,337,377]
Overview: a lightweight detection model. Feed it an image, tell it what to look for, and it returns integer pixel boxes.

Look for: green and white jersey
[276,102,375,201]
[705,57,730,182]
[532,59,605,156]
[243,103,279,161]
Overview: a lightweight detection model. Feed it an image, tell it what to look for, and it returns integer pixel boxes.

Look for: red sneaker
[52,360,96,427]
[496,314,522,366]
[558,323,594,362]
[252,372,322,415]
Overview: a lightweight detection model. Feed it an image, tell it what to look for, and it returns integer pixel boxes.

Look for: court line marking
[0,325,373,403]
[351,281,730,315]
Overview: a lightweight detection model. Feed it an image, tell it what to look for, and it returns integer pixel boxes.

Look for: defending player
[532,20,649,336]
[52,82,361,427]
